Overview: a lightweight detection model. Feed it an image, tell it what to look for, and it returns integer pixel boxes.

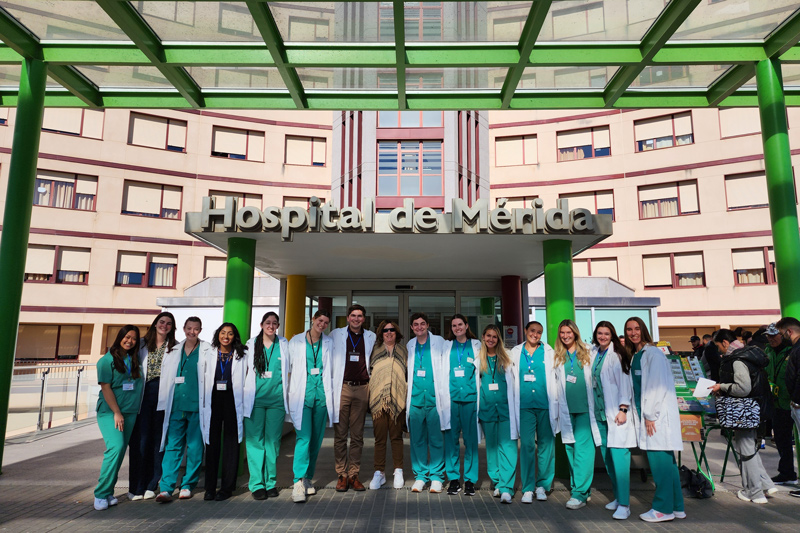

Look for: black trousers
[773,407,797,477]
[205,387,240,495]
[129,378,165,494]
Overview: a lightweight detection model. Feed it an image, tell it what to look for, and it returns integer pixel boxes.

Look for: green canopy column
[222,237,256,341]
[542,239,575,479]
[0,59,47,473]
[756,58,800,318]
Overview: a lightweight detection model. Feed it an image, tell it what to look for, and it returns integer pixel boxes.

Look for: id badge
[264,371,273,379]
[122,381,134,391]
[216,381,227,391]
[467,357,474,363]
[488,383,499,391]
[454,369,465,378]
[310,368,320,375]
[174,376,185,384]
[634,370,642,376]
[417,369,426,378]
[349,354,360,362]
[524,374,535,382]
[566,375,577,384]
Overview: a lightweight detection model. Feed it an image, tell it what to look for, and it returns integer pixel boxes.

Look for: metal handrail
[13,363,89,431]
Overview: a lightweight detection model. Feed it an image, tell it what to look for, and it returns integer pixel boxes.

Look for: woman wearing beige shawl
[368,319,408,490]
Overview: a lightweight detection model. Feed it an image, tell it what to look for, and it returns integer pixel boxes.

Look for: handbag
[715,396,760,429]
[679,466,714,499]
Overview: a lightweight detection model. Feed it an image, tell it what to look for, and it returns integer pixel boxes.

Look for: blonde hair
[478,324,512,374]
[553,319,590,368]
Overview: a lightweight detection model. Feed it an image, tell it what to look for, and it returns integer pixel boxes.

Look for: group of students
[91,309,685,523]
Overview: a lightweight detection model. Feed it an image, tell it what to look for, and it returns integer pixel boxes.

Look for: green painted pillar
[542,239,575,479]
[0,59,47,473]
[756,59,800,318]
[222,237,256,342]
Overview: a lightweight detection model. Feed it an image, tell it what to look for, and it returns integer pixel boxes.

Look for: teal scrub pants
[564,412,594,502]
[482,419,517,494]
[95,411,137,499]
[445,401,478,483]
[519,407,555,492]
[409,404,445,483]
[293,401,328,483]
[597,419,631,506]
[245,406,286,491]
[646,450,684,514]
[159,410,203,493]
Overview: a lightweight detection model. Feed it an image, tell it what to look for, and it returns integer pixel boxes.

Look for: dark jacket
[785,338,800,405]
[704,341,721,382]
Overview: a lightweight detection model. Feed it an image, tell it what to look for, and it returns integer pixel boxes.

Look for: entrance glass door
[352,292,456,339]
[350,294,400,333]
[407,294,455,338]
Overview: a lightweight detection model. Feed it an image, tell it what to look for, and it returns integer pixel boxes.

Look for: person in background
[368,320,408,491]
[442,314,481,496]
[703,333,721,381]
[764,323,797,485]
[690,336,703,360]
[94,326,144,511]
[625,317,685,523]
[243,312,290,500]
[155,317,209,503]
[129,312,177,500]
[776,317,800,498]
[750,327,769,351]
[742,331,753,346]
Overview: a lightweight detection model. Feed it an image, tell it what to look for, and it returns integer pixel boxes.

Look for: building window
[42,108,104,139]
[208,190,262,210]
[204,257,227,278]
[378,111,443,128]
[34,170,97,211]
[552,1,604,39]
[288,16,330,41]
[725,172,769,210]
[380,2,442,41]
[559,190,615,220]
[634,112,693,152]
[638,180,699,219]
[504,195,538,210]
[122,181,182,219]
[285,136,326,166]
[16,324,89,360]
[128,112,186,152]
[378,140,443,196]
[211,126,265,161]
[573,257,618,280]
[637,65,689,87]
[283,196,326,208]
[137,0,195,24]
[733,247,776,285]
[495,135,537,167]
[643,252,705,289]
[0,107,8,125]
[24,245,90,285]
[116,251,177,288]
[557,126,610,161]
[719,108,761,138]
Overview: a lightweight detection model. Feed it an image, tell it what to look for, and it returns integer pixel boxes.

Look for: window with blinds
[285,135,326,166]
[504,196,537,210]
[42,108,104,139]
[495,135,537,167]
[557,126,610,161]
[643,253,704,288]
[573,259,590,277]
[283,196,327,208]
[590,258,619,280]
[638,180,699,219]
[634,112,693,152]
[204,257,227,278]
[122,181,182,219]
[558,190,615,220]
[56,247,90,284]
[552,2,604,39]
[116,251,147,286]
[725,172,769,210]
[128,112,187,152]
[16,324,88,360]
[732,247,775,285]
[24,245,56,282]
[209,191,262,210]
[115,251,177,288]
[149,254,178,288]
[674,252,705,287]
[34,170,97,211]
[719,108,761,138]
[212,126,265,161]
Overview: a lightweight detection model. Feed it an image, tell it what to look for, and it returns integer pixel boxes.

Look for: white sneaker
[737,489,767,504]
[393,468,405,489]
[566,497,585,510]
[370,471,386,490]
[292,481,306,503]
[492,488,500,498]
[411,480,425,492]
[521,491,533,504]
[129,493,143,501]
[430,480,443,493]
[500,492,512,504]
[93,497,109,511]
[107,495,118,507]
[605,499,619,510]
[639,509,674,522]
[303,478,316,495]
[535,487,547,501]
[674,511,687,519]
[143,490,156,500]
[766,487,779,496]
[179,489,192,499]
[613,505,630,520]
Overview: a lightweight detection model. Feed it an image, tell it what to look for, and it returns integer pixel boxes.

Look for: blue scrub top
[449,340,477,403]
[479,356,510,422]
[305,337,326,408]
[411,336,437,409]
[564,351,589,414]
[254,342,284,410]
[519,344,548,410]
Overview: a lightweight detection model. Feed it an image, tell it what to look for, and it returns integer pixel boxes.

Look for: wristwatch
[619,407,628,413]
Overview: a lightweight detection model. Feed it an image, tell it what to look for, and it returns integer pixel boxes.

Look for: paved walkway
[1,420,798,532]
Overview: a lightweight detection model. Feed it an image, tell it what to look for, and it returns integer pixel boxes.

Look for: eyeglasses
[382,328,396,333]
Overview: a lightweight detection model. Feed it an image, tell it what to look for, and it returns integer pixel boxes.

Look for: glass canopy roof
[0,0,798,109]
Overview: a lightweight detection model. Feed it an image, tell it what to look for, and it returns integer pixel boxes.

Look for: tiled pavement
[1,420,798,532]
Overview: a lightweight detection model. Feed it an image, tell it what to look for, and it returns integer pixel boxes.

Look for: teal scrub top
[591,348,608,422]
[519,344,548,410]
[449,340,477,403]
[254,341,285,410]
[632,349,644,414]
[305,337,326,407]
[96,351,143,415]
[411,336,436,409]
[479,356,510,422]
[564,351,589,414]
[172,344,200,413]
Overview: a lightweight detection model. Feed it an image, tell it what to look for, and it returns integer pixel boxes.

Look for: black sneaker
[252,489,267,500]
[771,473,798,485]
[203,491,215,501]
[266,488,279,498]
[464,481,475,496]
[447,480,462,495]
[791,490,800,498]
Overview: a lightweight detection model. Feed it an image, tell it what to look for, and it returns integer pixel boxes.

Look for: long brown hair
[624,316,654,358]
[110,325,142,379]
[553,319,590,368]
[478,324,512,374]
[446,314,477,341]
[592,321,630,374]
[142,311,177,352]
[375,319,403,346]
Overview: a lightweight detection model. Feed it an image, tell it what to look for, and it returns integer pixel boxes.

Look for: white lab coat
[630,344,683,451]
[405,334,449,430]
[590,345,638,449]
[474,356,518,442]
[329,327,377,424]
[243,335,291,418]
[554,350,602,446]
[199,345,247,445]
[138,339,176,412]
[509,342,560,438]
[286,331,335,431]
[156,339,209,451]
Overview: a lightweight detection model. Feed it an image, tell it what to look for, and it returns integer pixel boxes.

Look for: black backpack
[718,345,769,399]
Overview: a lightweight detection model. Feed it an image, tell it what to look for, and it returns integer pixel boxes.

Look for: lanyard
[488,355,498,383]
[567,351,578,375]
[264,340,278,370]
[124,354,132,378]
[593,348,607,378]
[179,353,188,377]
[417,334,429,369]
[347,331,363,351]
[307,333,321,368]
[522,343,538,372]
[218,351,231,377]
[456,340,468,367]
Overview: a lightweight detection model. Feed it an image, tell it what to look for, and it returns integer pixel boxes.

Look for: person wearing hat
[764,323,797,485]
[689,336,703,360]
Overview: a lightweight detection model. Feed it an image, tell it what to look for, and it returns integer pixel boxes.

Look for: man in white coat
[331,304,376,492]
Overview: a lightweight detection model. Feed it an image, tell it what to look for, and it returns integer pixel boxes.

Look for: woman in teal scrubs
[554,319,600,510]
[93,325,143,511]
[625,317,685,523]
[477,324,518,504]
